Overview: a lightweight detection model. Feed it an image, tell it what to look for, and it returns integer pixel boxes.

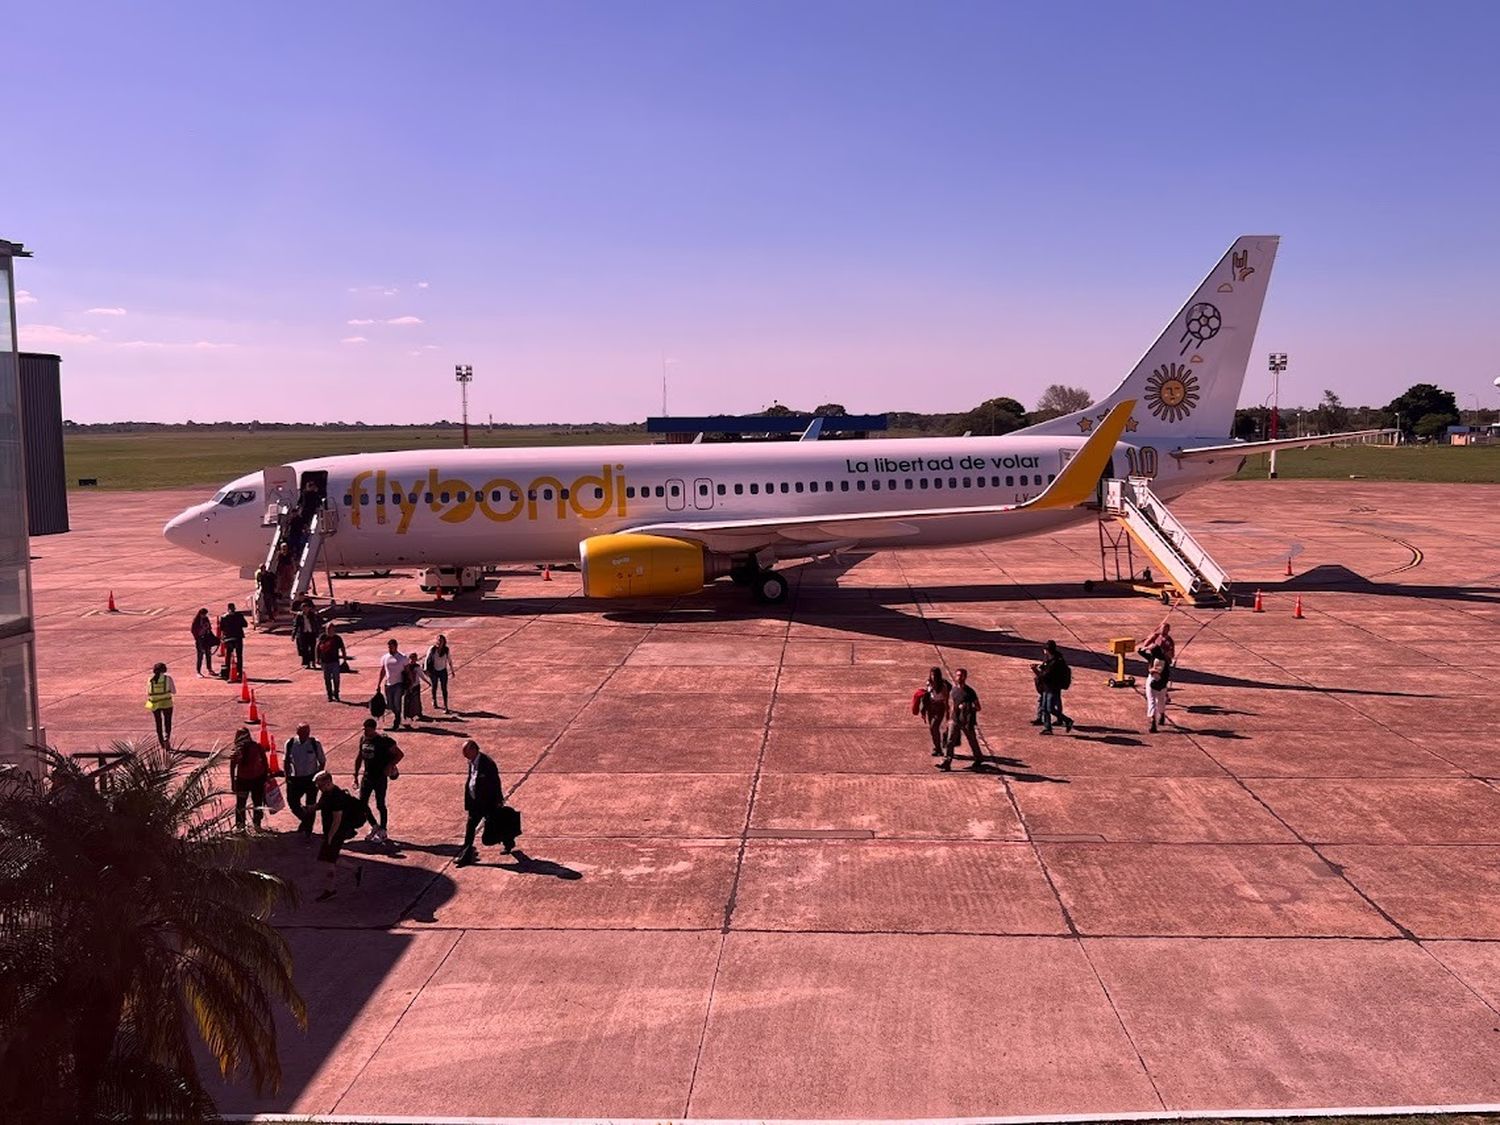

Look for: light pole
[455,364,473,448]
[1267,353,1288,478]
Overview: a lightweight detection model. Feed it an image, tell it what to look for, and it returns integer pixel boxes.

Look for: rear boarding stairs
[1094,477,1231,608]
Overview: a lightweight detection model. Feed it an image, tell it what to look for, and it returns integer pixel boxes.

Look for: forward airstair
[260,491,337,607]
[1097,477,1230,607]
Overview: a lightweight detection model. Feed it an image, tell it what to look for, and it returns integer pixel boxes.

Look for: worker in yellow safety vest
[146,662,176,747]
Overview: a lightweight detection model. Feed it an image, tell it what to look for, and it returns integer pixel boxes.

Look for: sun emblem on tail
[1144,363,1200,423]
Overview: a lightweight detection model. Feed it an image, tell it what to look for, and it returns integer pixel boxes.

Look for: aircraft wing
[622,401,1135,553]
[1172,429,1394,461]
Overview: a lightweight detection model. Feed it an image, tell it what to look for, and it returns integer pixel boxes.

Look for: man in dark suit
[457,739,506,866]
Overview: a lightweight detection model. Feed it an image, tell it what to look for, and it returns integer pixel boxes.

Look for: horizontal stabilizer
[1173,429,1395,462]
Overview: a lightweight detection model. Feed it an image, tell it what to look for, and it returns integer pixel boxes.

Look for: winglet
[1026,400,1135,510]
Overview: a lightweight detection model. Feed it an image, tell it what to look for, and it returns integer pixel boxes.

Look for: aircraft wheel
[1160,590,1172,606]
[754,572,789,604]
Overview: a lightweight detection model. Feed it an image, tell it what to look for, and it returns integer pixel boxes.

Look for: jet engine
[579,533,728,598]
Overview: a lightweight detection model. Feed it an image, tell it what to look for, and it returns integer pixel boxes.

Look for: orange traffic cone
[238,670,251,700]
[216,616,226,657]
[1252,589,1264,613]
[247,690,260,723]
[1286,557,1294,576]
[1293,595,1305,619]
[107,591,118,613]
[258,720,272,750]
[543,564,552,582]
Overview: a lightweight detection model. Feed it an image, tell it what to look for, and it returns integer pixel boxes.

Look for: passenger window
[490,490,502,502]
[962,477,971,488]
[888,479,896,490]
[919,478,928,489]
[457,491,468,502]
[716,484,726,495]
[669,484,680,497]
[871,480,881,491]
[560,488,570,500]
[625,486,635,499]
[594,487,604,499]
[440,491,451,503]
[425,492,434,503]
[361,494,370,505]
[1048,474,1056,483]
[655,486,665,498]
[699,484,709,495]
[408,493,418,504]
[856,480,866,491]
[779,482,789,494]
[527,489,536,501]
[809,481,819,492]
[766,482,774,493]
[734,483,744,495]
[948,477,958,488]
[933,477,943,489]
[794,481,804,493]
[825,481,834,491]
[905,479,914,489]
[342,494,352,506]
[840,481,850,492]
[750,483,760,494]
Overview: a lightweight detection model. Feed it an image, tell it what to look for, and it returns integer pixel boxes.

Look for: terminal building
[0,238,41,767]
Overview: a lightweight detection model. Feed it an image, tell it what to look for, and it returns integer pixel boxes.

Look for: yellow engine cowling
[579,533,714,598]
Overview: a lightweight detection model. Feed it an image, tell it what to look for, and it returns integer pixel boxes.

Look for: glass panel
[0,636,37,769]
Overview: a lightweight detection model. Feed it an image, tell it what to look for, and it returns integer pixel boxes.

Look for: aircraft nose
[163,502,211,547]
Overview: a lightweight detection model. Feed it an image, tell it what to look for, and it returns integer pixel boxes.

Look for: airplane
[164,235,1383,604]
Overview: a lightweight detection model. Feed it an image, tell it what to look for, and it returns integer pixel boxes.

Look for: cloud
[416,281,430,289]
[21,324,99,346]
[341,336,368,345]
[406,345,442,356]
[347,285,398,296]
[15,289,36,305]
[346,318,376,326]
[385,315,424,326]
[86,307,127,316]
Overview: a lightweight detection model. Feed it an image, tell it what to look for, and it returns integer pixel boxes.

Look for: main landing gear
[730,561,789,604]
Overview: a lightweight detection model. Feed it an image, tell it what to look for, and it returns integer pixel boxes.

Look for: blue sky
[6,1,1498,423]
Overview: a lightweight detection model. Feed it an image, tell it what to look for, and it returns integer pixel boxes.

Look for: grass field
[64,427,654,490]
[1232,443,1500,483]
[64,428,1500,491]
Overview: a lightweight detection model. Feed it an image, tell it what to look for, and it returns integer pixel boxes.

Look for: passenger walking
[456,738,507,866]
[283,722,327,836]
[425,635,454,712]
[229,726,269,833]
[311,770,369,901]
[316,624,348,702]
[254,566,276,627]
[402,653,427,724]
[940,667,986,771]
[918,667,951,757]
[353,717,403,842]
[274,542,296,607]
[190,608,217,677]
[1144,647,1172,733]
[292,601,321,669]
[375,639,409,730]
[146,662,176,747]
[219,602,248,680]
[1033,641,1074,735]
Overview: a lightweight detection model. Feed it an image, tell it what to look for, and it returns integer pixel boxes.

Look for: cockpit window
[214,488,258,508]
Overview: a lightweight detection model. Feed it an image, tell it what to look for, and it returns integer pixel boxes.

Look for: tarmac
[26,479,1500,1121]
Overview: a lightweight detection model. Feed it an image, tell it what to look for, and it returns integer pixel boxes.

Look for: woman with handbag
[425,635,454,712]
[190,609,217,677]
[918,667,951,757]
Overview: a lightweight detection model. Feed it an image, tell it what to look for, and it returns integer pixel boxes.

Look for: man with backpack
[229,726,269,833]
[1033,640,1075,735]
[311,769,369,901]
[353,717,403,843]
[316,623,348,702]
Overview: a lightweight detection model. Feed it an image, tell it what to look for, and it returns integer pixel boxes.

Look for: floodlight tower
[455,364,473,448]
[1267,353,1288,478]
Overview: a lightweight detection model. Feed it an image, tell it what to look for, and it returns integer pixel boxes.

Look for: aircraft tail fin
[1019,235,1279,441]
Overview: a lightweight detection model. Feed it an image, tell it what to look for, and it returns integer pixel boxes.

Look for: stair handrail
[1125,478,1229,592]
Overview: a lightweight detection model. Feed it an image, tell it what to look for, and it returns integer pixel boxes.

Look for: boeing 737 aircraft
[164,235,1375,603]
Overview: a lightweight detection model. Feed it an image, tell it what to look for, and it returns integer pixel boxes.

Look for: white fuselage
[163,431,1241,573]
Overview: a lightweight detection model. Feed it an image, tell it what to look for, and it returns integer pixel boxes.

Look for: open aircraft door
[260,465,298,527]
